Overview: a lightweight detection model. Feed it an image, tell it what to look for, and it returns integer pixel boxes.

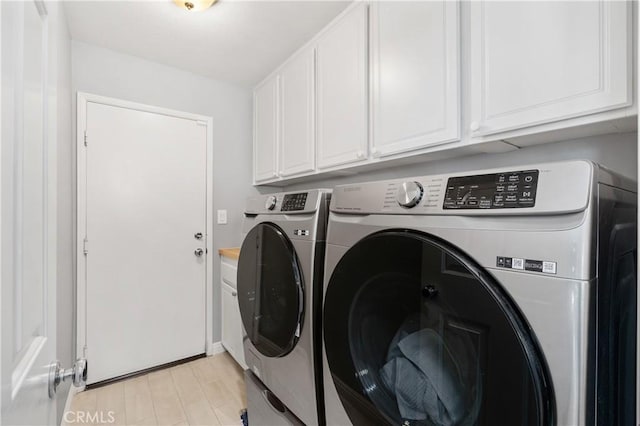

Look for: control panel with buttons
[443,170,539,210]
[281,192,308,211]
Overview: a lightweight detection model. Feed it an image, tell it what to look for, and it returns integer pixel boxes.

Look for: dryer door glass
[323,230,555,426]
[238,223,304,358]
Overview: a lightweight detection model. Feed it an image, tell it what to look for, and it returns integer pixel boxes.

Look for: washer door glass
[323,230,555,426]
[238,223,304,358]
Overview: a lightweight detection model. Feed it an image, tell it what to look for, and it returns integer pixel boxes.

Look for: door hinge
[83,238,89,255]
[83,131,87,147]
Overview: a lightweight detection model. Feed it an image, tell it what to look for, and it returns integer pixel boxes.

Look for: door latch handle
[194,248,204,257]
[194,232,203,240]
[49,358,88,398]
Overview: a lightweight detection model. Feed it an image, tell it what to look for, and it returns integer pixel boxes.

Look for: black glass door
[323,230,555,426]
[238,223,304,358]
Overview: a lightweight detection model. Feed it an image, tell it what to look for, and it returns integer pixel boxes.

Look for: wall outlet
[217,209,228,225]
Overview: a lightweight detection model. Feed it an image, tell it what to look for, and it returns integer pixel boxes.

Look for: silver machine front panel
[239,189,331,426]
[245,188,331,216]
[332,160,601,216]
[321,160,637,426]
[245,371,303,426]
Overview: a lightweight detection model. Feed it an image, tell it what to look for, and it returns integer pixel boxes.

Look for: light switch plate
[217,209,227,225]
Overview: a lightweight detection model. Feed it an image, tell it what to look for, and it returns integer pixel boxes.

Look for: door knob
[194,248,204,257]
[194,232,203,240]
[49,358,87,398]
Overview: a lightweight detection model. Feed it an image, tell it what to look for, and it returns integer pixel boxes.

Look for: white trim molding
[211,341,226,356]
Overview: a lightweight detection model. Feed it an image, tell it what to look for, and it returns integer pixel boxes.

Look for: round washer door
[238,223,304,358]
[323,230,555,426]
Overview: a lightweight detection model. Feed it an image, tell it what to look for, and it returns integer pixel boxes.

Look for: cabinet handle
[470,121,481,132]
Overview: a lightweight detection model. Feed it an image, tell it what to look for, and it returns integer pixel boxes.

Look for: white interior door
[82,101,207,385]
[1,1,58,424]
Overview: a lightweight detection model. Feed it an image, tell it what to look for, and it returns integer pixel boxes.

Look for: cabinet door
[254,75,279,182]
[222,281,247,367]
[230,290,246,368]
[316,4,369,169]
[221,283,237,358]
[470,1,631,137]
[280,49,316,177]
[371,1,460,157]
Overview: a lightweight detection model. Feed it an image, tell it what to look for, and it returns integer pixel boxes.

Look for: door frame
[75,92,216,368]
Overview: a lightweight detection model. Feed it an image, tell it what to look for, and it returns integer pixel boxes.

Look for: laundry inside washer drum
[348,279,482,426]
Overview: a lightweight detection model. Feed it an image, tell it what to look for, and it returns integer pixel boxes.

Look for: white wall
[70,41,257,346]
[283,132,638,192]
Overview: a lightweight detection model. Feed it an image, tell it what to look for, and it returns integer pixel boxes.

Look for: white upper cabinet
[280,48,316,177]
[252,0,635,185]
[254,75,279,183]
[316,3,369,169]
[371,1,460,157]
[469,1,632,137]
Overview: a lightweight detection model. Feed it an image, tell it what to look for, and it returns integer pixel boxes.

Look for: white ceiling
[64,0,351,86]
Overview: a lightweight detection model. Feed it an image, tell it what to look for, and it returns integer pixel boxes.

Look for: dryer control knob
[265,195,277,211]
[396,181,424,208]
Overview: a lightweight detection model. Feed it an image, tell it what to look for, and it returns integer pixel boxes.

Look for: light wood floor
[64,353,246,426]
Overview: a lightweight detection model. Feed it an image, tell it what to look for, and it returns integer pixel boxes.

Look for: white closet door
[85,102,207,384]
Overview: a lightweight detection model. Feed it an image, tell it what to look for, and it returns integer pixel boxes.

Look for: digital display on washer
[281,192,308,211]
[443,170,539,209]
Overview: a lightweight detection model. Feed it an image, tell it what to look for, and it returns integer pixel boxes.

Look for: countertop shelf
[218,247,240,260]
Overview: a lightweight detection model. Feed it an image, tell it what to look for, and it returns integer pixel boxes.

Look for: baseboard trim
[211,341,226,355]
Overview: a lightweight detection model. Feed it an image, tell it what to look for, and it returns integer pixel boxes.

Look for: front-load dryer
[238,189,330,426]
[321,161,636,425]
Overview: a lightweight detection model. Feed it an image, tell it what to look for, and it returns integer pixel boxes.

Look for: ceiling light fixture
[174,0,217,12]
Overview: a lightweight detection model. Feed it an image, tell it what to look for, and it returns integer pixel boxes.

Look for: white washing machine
[238,189,330,426]
[321,161,636,425]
